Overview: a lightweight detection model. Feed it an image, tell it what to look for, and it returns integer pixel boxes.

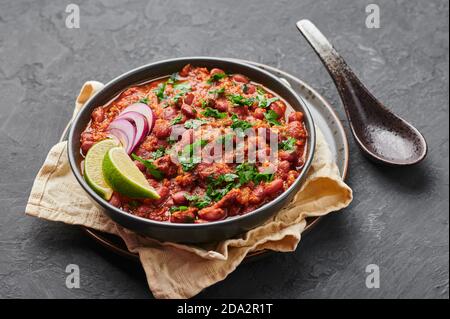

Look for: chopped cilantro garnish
[207,72,227,84]
[209,87,225,95]
[230,114,252,134]
[256,87,266,95]
[228,94,255,107]
[178,139,209,171]
[257,95,279,108]
[167,73,179,84]
[154,82,166,101]
[201,107,227,119]
[139,97,150,104]
[184,119,208,130]
[131,154,164,180]
[279,137,297,151]
[173,82,191,91]
[170,206,189,213]
[150,147,166,159]
[264,109,281,126]
[205,163,274,202]
[200,99,208,108]
[170,115,183,125]
[184,193,212,209]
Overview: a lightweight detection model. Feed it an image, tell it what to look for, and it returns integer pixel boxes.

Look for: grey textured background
[0,0,448,299]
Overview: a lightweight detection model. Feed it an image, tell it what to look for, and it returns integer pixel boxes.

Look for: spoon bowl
[296,19,427,166]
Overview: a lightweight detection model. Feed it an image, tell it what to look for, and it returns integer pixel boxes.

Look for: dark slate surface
[0,0,448,299]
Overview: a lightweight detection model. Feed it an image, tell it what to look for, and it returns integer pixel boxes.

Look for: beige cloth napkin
[26,81,353,299]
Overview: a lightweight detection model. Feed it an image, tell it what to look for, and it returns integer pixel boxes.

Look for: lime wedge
[102,147,160,199]
[84,139,119,200]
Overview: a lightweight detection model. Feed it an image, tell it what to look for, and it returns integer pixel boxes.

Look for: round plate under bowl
[61,60,349,261]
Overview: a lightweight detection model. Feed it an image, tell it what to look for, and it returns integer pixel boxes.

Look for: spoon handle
[296,20,375,118]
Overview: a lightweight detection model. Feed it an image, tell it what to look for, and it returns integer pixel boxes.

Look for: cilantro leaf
[167,73,179,84]
[230,114,252,134]
[184,193,212,209]
[209,87,225,95]
[201,107,227,119]
[131,154,164,180]
[154,82,166,101]
[170,115,183,126]
[184,119,208,130]
[178,139,209,171]
[169,206,189,213]
[207,72,227,84]
[139,97,150,104]
[279,137,297,151]
[264,109,281,126]
[150,147,166,159]
[228,94,255,107]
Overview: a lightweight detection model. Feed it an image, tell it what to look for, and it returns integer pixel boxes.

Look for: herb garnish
[178,139,209,171]
[170,115,183,126]
[154,82,166,101]
[279,137,297,151]
[227,94,255,107]
[207,72,227,84]
[184,194,212,209]
[169,206,189,213]
[205,163,274,202]
[209,87,225,95]
[201,107,227,119]
[184,119,208,130]
[139,97,150,104]
[150,147,166,159]
[264,109,281,126]
[167,73,179,84]
[230,114,252,135]
[131,154,164,180]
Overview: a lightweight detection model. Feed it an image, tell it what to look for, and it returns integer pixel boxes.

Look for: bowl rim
[68,56,316,230]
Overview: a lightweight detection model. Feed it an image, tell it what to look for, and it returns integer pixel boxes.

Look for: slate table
[0,0,448,298]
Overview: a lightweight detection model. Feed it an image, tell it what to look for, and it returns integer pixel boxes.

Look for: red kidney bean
[153,120,171,138]
[214,99,228,112]
[170,209,196,223]
[81,132,94,142]
[109,193,121,208]
[181,104,196,118]
[277,160,291,175]
[81,141,95,155]
[244,84,256,94]
[279,151,296,162]
[263,179,284,197]
[183,93,195,105]
[287,121,305,139]
[210,68,224,76]
[91,107,105,123]
[198,207,226,221]
[163,107,178,120]
[172,191,188,205]
[136,204,152,216]
[288,111,304,123]
[253,108,266,120]
[233,74,249,83]
[179,64,192,77]
[271,101,286,118]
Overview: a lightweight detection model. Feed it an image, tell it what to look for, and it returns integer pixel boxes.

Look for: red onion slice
[119,103,156,131]
[117,111,149,151]
[108,119,136,154]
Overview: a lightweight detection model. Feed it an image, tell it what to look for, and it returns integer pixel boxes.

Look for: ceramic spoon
[296,19,427,166]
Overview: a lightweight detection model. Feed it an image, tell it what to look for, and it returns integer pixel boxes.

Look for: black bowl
[68,57,316,243]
